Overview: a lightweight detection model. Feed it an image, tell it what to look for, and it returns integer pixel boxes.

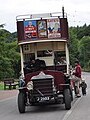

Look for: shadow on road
[26,103,65,114]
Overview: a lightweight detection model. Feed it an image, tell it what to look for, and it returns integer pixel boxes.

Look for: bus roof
[16,12,67,21]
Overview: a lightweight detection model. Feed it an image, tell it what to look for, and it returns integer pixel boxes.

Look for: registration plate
[37,97,49,101]
[41,97,49,101]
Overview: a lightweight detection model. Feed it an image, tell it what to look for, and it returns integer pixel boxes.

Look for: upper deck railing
[16,12,67,21]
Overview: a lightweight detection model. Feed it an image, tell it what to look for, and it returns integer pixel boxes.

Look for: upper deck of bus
[16,12,69,45]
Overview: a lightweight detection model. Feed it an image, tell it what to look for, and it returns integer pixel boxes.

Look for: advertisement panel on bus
[47,18,61,38]
[24,20,37,39]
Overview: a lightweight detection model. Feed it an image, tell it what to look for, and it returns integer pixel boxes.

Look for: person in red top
[74,61,81,78]
[73,60,82,97]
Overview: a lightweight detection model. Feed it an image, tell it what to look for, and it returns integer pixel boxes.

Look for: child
[80,80,87,95]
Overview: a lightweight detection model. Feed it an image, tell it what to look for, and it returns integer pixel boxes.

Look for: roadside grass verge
[0,82,4,90]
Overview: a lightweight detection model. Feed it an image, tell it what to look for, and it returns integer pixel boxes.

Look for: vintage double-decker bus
[16,8,73,113]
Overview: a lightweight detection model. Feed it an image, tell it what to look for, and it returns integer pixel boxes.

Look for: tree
[7,41,21,78]
[69,25,90,71]
[69,27,79,65]
[0,56,14,79]
[0,28,20,80]
[78,36,90,71]
[0,24,5,28]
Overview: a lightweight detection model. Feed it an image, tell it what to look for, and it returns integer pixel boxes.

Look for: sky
[0,0,90,32]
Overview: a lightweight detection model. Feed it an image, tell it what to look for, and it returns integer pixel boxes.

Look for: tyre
[18,92,26,113]
[64,89,71,110]
[70,87,73,101]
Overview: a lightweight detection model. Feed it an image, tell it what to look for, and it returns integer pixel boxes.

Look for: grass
[0,82,4,90]
[0,81,19,90]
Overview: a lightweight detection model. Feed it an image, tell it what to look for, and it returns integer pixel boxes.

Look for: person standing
[73,60,82,97]
[80,80,87,95]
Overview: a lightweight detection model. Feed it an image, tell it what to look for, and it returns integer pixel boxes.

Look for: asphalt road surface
[0,72,90,120]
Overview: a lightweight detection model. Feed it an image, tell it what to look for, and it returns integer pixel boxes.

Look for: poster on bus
[24,20,37,39]
[47,18,61,38]
[37,20,47,38]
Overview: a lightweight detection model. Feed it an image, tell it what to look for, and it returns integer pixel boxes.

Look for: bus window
[37,50,52,57]
[23,53,35,62]
[23,44,30,52]
[23,53,35,74]
[54,51,66,65]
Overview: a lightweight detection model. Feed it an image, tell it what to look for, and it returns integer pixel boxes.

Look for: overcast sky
[0,0,90,32]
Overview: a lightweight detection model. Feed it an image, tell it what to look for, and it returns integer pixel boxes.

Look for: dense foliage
[0,29,20,80]
[69,24,90,71]
[0,24,90,80]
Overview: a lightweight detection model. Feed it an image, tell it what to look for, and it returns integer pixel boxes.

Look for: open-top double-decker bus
[16,8,73,113]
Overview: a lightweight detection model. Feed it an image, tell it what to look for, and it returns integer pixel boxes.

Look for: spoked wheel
[64,89,71,110]
[18,92,26,113]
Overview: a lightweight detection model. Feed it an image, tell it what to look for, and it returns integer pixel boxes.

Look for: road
[0,72,90,120]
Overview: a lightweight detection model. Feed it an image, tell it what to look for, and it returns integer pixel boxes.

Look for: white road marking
[62,97,82,120]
